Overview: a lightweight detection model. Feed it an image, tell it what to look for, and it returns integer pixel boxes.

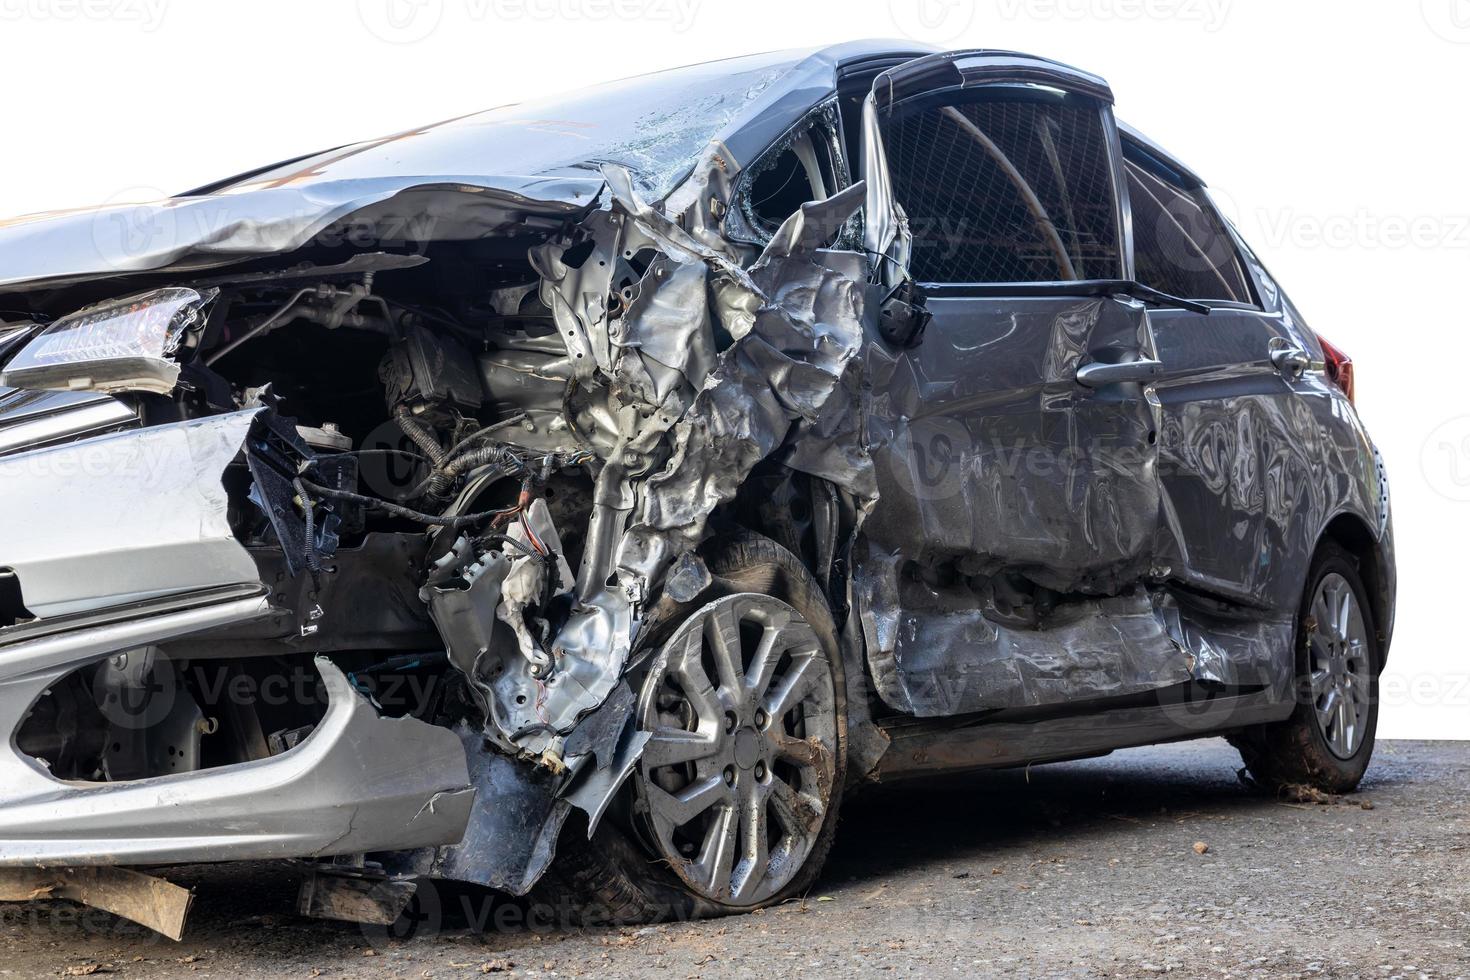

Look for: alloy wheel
[1307,572,1373,760]
[633,593,838,906]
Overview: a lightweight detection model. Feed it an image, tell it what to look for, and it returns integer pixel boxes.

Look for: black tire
[1232,541,1380,795]
[535,531,848,926]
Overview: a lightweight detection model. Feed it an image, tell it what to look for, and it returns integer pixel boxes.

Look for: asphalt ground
[4,738,1466,979]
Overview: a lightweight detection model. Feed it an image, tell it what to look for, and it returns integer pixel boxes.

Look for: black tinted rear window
[1125,154,1255,304]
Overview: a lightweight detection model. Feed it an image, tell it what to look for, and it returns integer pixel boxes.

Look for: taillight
[1318,334,1354,404]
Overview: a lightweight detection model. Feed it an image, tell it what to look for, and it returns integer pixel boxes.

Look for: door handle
[1076,358,1163,388]
[1270,345,1310,379]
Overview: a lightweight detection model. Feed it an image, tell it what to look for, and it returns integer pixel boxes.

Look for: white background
[1,0,1464,739]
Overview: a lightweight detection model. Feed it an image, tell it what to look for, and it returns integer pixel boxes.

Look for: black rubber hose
[396,407,453,498]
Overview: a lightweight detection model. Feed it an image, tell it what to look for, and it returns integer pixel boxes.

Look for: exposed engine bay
[0,165,876,847]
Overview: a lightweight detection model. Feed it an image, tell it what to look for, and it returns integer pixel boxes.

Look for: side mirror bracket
[877,279,931,349]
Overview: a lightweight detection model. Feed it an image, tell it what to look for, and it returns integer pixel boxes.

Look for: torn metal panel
[390,727,568,897]
[857,539,1195,716]
[857,542,1299,718]
[423,536,515,736]
[0,410,263,617]
[0,867,194,941]
[605,173,877,587]
[471,172,878,763]
[1158,595,1295,694]
[559,680,650,836]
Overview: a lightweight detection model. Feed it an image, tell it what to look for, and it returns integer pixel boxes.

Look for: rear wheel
[1233,541,1380,794]
[537,533,847,924]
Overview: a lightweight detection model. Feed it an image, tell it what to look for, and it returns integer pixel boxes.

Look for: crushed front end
[0,113,877,931]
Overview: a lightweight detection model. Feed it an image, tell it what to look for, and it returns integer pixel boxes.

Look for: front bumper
[0,413,475,866]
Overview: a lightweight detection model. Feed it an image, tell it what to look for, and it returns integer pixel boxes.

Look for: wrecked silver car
[0,42,1395,934]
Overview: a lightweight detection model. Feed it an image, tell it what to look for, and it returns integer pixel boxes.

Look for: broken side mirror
[878,279,930,349]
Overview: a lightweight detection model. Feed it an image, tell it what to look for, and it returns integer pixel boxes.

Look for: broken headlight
[0,287,214,395]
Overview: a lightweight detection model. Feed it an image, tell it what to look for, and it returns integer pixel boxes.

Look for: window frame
[1119,136,1263,312]
[724,98,854,250]
[876,83,1132,292]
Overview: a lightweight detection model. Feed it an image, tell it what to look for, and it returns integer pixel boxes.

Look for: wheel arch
[728,462,856,610]
[1317,511,1395,667]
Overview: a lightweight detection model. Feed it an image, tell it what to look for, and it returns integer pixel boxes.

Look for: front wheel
[536,533,847,924]
[1233,541,1380,794]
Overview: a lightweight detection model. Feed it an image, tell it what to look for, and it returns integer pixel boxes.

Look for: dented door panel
[863,296,1162,584]
[858,295,1170,715]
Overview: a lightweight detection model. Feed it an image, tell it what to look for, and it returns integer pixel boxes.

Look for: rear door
[854,53,1190,717]
[1120,133,1321,622]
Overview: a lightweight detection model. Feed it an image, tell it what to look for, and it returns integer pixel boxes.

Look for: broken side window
[881,91,1122,284]
[731,104,851,245]
[1124,150,1256,305]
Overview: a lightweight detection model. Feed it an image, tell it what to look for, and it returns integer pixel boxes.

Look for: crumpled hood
[0,46,833,295]
[0,173,605,295]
